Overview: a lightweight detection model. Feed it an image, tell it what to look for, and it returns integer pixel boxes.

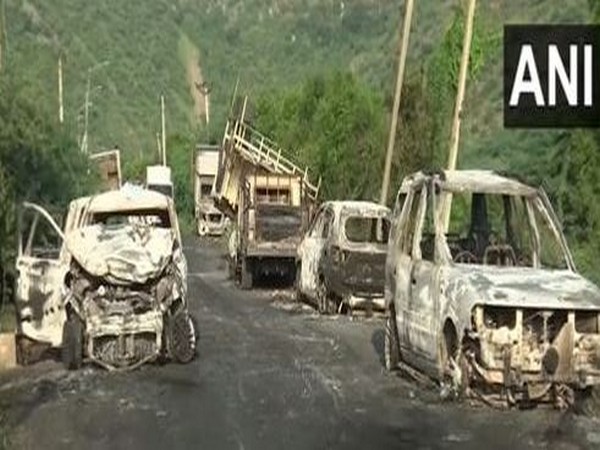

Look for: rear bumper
[328,272,385,300]
[347,295,385,311]
[198,220,227,236]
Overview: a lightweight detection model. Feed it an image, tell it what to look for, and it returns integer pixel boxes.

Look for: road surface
[0,239,599,449]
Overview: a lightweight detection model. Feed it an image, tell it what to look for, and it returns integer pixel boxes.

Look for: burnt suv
[296,201,391,314]
[384,170,600,408]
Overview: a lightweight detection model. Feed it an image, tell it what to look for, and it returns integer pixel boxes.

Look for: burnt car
[296,201,391,314]
[15,185,198,371]
[384,170,600,408]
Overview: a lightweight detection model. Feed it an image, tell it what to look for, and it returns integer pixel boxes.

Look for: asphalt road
[1,239,600,450]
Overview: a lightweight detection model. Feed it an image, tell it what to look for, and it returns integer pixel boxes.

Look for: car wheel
[61,314,83,370]
[384,303,400,371]
[241,258,253,290]
[168,311,197,364]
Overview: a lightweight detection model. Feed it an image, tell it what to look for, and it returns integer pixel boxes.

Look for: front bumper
[86,310,163,370]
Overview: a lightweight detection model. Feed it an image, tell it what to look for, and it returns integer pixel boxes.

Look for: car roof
[399,170,538,196]
[322,200,390,215]
[85,184,172,213]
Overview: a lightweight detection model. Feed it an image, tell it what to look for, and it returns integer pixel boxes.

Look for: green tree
[0,73,92,274]
[255,71,386,201]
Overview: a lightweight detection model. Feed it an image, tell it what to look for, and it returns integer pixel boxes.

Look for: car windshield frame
[89,207,172,229]
[342,214,390,245]
[433,186,574,271]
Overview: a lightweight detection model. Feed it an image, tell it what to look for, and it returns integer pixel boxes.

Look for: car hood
[447,266,600,311]
[66,224,176,285]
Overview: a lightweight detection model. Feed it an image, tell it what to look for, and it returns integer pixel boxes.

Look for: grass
[0,302,15,334]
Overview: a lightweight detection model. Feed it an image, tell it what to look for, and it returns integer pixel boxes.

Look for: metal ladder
[221,97,321,202]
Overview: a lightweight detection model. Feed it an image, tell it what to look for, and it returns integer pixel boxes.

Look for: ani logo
[504,25,600,128]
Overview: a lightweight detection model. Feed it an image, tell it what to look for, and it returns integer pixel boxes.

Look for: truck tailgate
[255,204,303,242]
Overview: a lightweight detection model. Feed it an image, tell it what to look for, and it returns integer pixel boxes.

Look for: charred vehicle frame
[384,170,600,408]
[296,201,391,315]
[14,185,198,371]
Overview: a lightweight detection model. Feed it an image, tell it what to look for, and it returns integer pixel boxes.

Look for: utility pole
[202,82,211,126]
[195,81,211,126]
[161,94,166,165]
[156,132,162,162]
[441,0,477,231]
[79,60,109,153]
[58,55,64,124]
[379,0,415,205]
[81,68,91,154]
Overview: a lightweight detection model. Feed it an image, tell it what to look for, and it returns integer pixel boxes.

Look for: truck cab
[146,165,174,198]
[229,172,309,288]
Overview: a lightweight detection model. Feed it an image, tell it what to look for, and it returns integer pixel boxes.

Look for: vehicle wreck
[15,185,198,371]
[384,170,600,408]
[296,201,391,315]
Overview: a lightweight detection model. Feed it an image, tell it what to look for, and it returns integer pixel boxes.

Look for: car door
[298,205,330,300]
[15,202,68,347]
[385,188,409,310]
[404,183,441,368]
[393,187,422,350]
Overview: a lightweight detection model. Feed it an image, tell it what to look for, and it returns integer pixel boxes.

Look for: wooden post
[379,0,415,205]
[161,95,167,166]
[58,55,64,124]
[441,0,477,231]
[156,132,162,162]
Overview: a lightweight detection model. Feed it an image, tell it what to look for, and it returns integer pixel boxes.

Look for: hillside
[0,0,587,160]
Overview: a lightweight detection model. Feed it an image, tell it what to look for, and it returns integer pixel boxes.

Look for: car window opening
[91,208,172,228]
[344,216,390,244]
[443,191,568,269]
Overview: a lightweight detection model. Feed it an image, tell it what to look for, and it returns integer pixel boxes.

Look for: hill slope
[0,0,591,166]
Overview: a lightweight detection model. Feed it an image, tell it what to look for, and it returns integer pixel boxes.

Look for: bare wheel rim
[170,313,196,363]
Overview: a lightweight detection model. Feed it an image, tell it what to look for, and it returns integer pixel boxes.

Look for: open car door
[15,202,68,357]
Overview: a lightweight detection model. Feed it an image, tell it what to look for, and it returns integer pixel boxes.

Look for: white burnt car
[384,170,600,408]
[15,185,197,370]
[296,201,391,314]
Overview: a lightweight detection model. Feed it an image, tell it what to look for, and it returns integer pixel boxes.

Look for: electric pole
[79,61,109,153]
[379,0,415,205]
[81,68,91,154]
[161,94,166,165]
[156,132,162,162]
[195,81,211,126]
[441,0,477,231]
[58,55,64,124]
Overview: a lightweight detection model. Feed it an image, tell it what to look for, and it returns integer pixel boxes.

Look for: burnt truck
[228,172,311,288]
[194,145,227,237]
[213,96,320,288]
